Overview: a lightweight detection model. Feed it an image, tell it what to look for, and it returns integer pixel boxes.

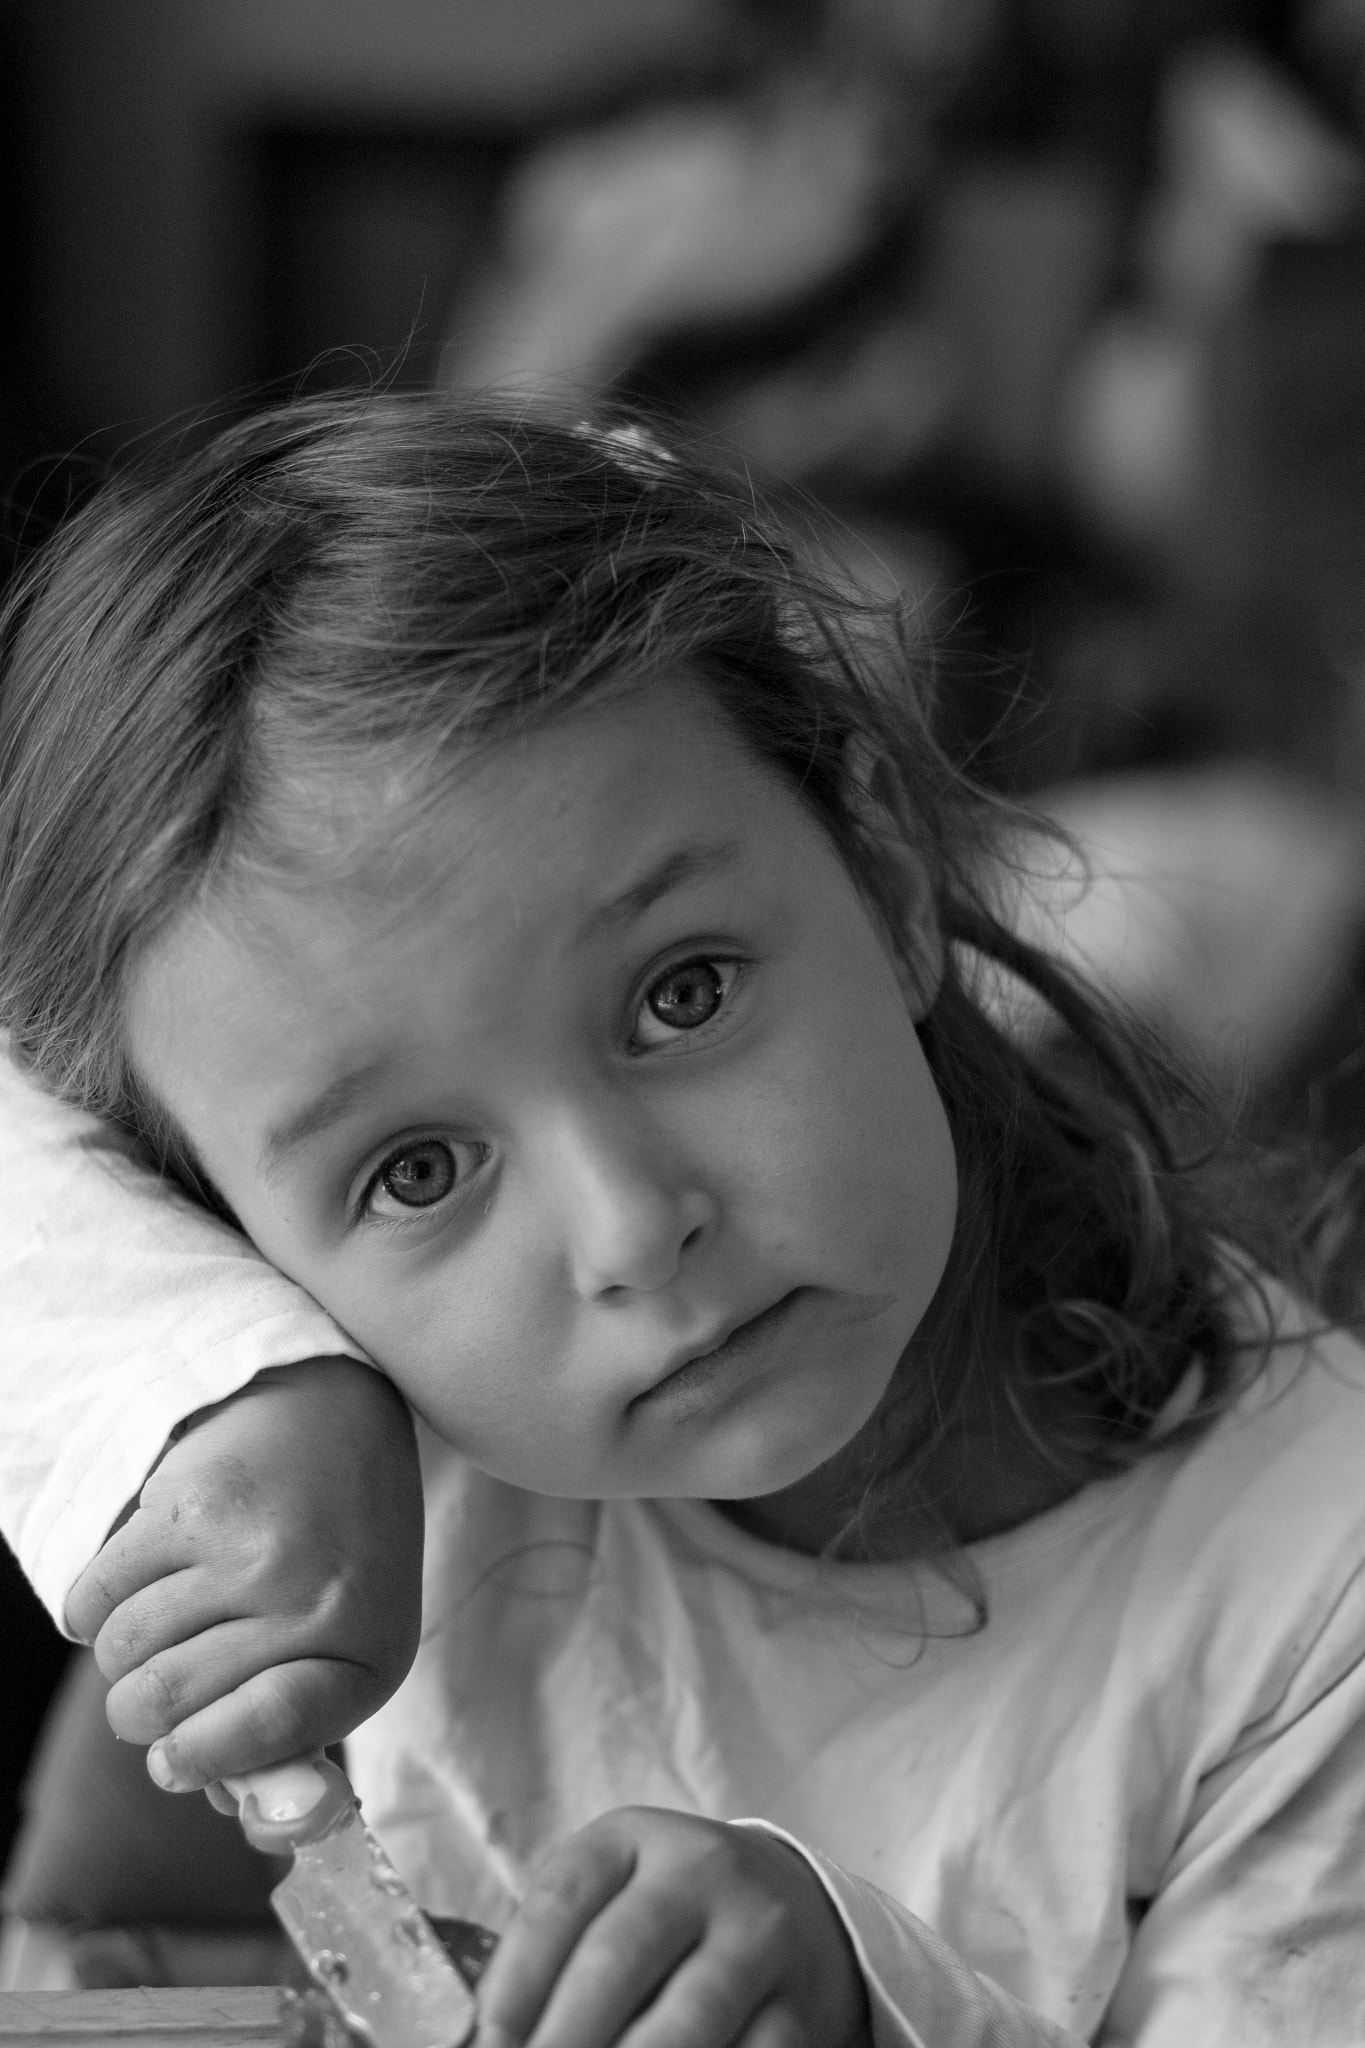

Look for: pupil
[650,962,722,1029]
[384,1143,455,1208]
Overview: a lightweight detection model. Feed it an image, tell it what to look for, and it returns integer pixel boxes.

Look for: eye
[363,1138,483,1221]
[633,957,740,1050]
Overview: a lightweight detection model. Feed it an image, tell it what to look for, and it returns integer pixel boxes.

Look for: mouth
[633,1290,808,1412]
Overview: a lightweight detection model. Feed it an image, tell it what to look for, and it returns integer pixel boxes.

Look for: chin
[698,1422,867,1504]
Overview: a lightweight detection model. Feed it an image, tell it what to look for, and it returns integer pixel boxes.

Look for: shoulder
[1197,1278,1365,1518]
[1117,1289,1365,1726]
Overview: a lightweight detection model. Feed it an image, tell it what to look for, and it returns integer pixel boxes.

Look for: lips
[637,1290,806,1408]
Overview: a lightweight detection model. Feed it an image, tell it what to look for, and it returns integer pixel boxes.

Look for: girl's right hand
[62,1355,424,1791]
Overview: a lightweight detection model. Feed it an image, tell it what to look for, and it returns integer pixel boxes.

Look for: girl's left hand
[473,1807,872,2048]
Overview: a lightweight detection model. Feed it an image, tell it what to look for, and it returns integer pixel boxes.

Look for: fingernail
[147,1744,184,1791]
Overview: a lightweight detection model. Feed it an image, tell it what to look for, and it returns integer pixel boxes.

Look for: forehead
[241,671,774,903]
[126,675,825,1081]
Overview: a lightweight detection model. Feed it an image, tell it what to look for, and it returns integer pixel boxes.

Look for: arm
[1097,1560,1365,2045]
[0,1042,368,1625]
[0,1045,424,1782]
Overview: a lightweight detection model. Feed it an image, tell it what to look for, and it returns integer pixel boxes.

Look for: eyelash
[357,1137,486,1226]
[630,954,745,1052]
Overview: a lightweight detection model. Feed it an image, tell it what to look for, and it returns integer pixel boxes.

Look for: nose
[544,1094,717,1298]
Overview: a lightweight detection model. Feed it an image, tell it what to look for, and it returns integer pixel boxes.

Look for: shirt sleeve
[1097,1556,1365,2047]
[0,1044,366,1631]
[733,1821,1082,2048]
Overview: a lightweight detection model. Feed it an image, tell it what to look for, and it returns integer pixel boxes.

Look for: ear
[840,735,944,1022]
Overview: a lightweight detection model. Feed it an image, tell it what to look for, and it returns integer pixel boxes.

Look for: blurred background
[5,0,1365,1905]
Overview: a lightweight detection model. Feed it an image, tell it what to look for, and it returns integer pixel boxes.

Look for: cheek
[722,992,956,1294]
[844,1041,955,1274]
[315,1254,556,1452]
[894,1046,958,1289]
[804,975,953,1190]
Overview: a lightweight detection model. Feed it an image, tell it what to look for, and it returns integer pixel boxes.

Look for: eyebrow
[259,1059,390,1184]
[583,840,743,937]
[257,842,742,1182]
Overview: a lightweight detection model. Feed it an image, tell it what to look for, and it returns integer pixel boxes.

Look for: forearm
[0,1045,366,1627]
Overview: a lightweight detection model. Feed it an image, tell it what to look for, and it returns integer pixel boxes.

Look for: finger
[509,1882,702,2048]
[729,1998,807,2048]
[106,1612,357,1743]
[92,1567,246,1685]
[70,1446,293,1644]
[608,1932,773,2048]
[138,1657,382,1791]
[66,1506,201,1643]
[475,1829,638,2046]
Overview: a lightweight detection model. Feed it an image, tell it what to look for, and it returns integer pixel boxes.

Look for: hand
[473,1807,871,2048]
[64,1356,424,1792]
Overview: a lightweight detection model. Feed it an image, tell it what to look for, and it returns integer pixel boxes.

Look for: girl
[2,393,1365,2048]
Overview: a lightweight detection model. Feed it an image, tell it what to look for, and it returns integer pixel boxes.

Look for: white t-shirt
[5,1048,1365,2046]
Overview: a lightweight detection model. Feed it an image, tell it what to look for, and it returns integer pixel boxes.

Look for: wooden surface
[0,1989,280,2046]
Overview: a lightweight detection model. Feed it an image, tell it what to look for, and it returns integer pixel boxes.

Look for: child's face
[128,676,958,1506]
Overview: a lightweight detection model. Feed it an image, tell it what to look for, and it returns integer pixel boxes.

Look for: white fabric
[347,1335,1365,2048]
[6,1048,1365,2042]
[0,1050,369,1624]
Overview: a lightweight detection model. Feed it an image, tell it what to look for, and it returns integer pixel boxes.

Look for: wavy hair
[0,392,1344,1555]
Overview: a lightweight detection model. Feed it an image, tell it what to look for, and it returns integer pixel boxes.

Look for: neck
[717,1365,1091,1560]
